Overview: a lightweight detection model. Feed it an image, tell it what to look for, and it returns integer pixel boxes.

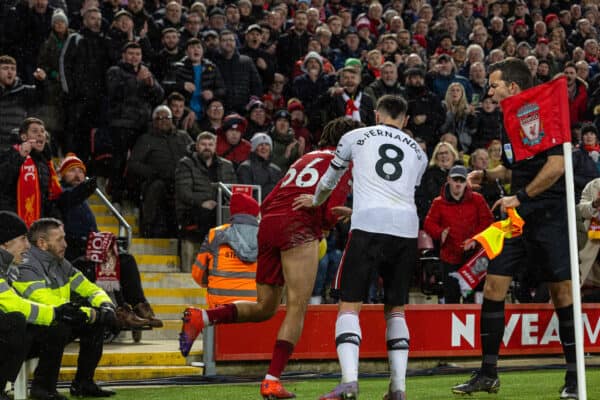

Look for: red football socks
[206,303,238,324]
[267,340,295,378]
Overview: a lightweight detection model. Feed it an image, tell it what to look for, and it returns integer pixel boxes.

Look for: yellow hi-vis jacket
[10,246,113,320]
[192,215,258,308]
[473,207,525,259]
[0,248,54,325]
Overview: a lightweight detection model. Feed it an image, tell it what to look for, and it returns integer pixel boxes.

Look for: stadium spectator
[0,55,46,152]
[288,98,312,150]
[441,82,476,154]
[216,113,252,169]
[244,97,271,140]
[10,218,118,398]
[578,177,600,295]
[191,192,259,307]
[564,62,589,125]
[241,24,276,87]
[196,98,225,135]
[269,109,304,171]
[167,91,202,140]
[62,7,111,163]
[36,9,70,154]
[424,165,493,303]
[276,10,310,77]
[162,38,225,120]
[177,11,204,51]
[468,61,487,105]
[323,66,376,125]
[58,153,163,329]
[0,211,87,400]
[404,66,445,151]
[364,61,405,101]
[13,0,54,85]
[487,139,503,169]
[416,141,459,223]
[262,73,288,117]
[106,41,164,206]
[470,148,503,215]
[427,53,473,104]
[214,30,263,114]
[151,27,183,83]
[0,118,62,224]
[472,94,502,151]
[237,132,283,200]
[175,131,237,243]
[128,105,193,238]
[291,51,336,133]
[581,123,600,174]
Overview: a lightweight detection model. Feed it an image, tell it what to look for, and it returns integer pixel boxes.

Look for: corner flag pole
[563,141,587,400]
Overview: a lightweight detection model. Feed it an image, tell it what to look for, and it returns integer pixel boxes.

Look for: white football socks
[386,312,410,392]
[335,312,362,383]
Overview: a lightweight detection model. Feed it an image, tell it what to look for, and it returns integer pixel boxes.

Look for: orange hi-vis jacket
[191,215,258,308]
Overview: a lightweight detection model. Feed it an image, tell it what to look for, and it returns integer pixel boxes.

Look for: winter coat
[440,106,476,153]
[416,165,450,223]
[128,127,193,183]
[214,52,263,114]
[61,27,111,102]
[291,72,335,132]
[162,57,226,105]
[106,61,164,131]
[269,127,301,171]
[237,152,283,200]
[364,79,405,102]
[577,178,600,286]
[0,78,43,150]
[424,184,493,264]
[427,72,474,103]
[276,29,310,76]
[174,152,237,226]
[322,90,376,126]
[472,108,502,150]
[216,136,252,169]
[569,80,588,125]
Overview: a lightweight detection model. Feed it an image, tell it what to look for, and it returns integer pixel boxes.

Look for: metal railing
[94,188,132,250]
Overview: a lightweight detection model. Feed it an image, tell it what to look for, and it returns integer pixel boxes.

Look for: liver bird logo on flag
[500,76,571,162]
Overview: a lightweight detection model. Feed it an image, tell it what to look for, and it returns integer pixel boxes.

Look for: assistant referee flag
[500,76,571,162]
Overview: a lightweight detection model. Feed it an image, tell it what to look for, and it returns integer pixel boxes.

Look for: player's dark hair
[376,95,408,120]
[29,218,63,245]
[318,117,363,147]
[489,57,533,90]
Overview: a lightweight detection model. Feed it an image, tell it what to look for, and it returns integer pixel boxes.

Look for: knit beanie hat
[229,193,259,217]
[0,211,28,244]
[51,9,68,26]
[59,153,86,177]
[222,113,247,134]
[302,51,323,72]
[251,132,273,151]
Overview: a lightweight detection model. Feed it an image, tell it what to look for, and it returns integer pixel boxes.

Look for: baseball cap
[449,165,468,180]
[537,37,549,45]
[437,53,452,62]
[245,24,262,34]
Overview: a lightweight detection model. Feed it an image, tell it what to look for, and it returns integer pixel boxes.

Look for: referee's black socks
[480,298,505,378]
[556,305,577,384]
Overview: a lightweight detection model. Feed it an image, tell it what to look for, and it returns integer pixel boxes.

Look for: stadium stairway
[60,195,208,381]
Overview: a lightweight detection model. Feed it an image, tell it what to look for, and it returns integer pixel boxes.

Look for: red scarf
[584,144,600,153]
[16,148,62,227]
[345,96,358,116]
[86,231,121,291]
[367,63,381,79]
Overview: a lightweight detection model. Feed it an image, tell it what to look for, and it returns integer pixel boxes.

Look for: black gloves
[96,303,118,330]
[54,303,88,326]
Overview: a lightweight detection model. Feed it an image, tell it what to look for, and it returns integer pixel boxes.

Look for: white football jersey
[332,124,428,238]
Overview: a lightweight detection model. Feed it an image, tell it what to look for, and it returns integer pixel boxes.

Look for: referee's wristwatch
[516,188,531,203]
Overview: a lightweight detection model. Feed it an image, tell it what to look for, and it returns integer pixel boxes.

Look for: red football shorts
[256,214,320,286]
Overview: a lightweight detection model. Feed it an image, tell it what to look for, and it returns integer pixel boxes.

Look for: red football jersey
[261,149,352,231]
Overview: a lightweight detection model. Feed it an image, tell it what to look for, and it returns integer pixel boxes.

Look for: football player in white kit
[294,95,428,400]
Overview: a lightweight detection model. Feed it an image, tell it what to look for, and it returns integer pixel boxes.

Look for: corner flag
[500,76,571,162]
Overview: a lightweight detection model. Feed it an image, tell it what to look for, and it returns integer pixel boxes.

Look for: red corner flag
[500,76,571,162]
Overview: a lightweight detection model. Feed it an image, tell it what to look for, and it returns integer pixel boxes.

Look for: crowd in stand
[3,0,600,304]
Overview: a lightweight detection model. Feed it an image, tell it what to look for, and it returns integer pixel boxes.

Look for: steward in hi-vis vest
[192,192,259,308]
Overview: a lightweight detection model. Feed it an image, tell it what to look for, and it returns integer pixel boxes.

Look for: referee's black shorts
[488,200,571,282]
[333,229,417,306]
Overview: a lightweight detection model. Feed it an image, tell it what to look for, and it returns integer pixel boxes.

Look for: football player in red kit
[180,117,361,399]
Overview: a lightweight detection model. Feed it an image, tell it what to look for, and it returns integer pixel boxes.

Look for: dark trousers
[64,98,107,164]
[0,313,69,392]
[110,127,142,203]
[141,179,177,238]
[441,261,476,304]
[0,312,28,387]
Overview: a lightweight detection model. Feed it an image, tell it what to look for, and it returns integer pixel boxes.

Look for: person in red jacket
[216,113,252,169]
[564,62,588,125]
[423,165,494,303]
